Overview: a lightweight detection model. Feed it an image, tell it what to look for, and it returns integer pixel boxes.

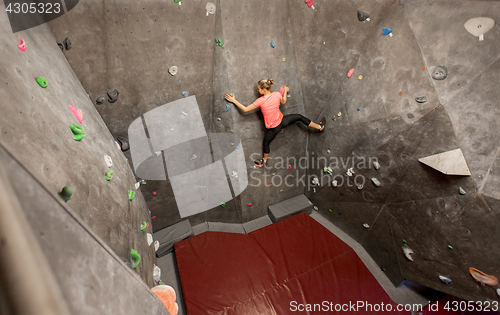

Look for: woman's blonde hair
[258,79,274,90]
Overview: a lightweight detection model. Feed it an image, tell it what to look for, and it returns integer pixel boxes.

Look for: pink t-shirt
[253,92,283,129]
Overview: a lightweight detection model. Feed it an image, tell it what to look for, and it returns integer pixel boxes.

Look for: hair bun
[267,79,274,85]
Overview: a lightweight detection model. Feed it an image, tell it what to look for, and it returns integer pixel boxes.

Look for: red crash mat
[175,212,411,314]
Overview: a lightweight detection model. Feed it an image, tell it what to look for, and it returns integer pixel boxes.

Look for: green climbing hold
[159,280,165,285]
[215,38,224,47]
[403,239,407,243]
[141,221,147,232]
[36,77,48,88]
[329,209,332,212]
[231,130,234,133]
[128,190,135,201]
[220,203,225,208]
[69,124,85,141]
[448,245,453,249]
[459,187,466,195]
[130,249,141,269]
[58,186,73,202]
[105,170,113,181]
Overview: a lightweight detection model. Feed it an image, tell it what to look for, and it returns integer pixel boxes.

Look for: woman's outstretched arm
[225,93,257,113]
[280,86,289,105]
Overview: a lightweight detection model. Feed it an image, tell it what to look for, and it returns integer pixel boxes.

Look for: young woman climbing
[225,79,325,167]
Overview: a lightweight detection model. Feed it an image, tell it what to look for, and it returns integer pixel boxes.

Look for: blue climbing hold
[226,104,230,112]
[382,28,393,36]
[357,108,361,111]
[182,91,188,97]
[270,41,275,48]
[236,143,241,149]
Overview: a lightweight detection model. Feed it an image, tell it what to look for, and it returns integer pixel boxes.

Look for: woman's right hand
[225,93,236,103]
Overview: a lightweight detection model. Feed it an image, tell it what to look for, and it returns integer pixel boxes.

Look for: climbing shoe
[318,117,326,131]
[254,158,268,168]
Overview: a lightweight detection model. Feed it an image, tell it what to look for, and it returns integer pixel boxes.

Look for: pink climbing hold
[152,216,156,220]
[305,0,313,8]
[147,223,150,228]
[269,184,272,187]
[152,191,157,196]
[347,68,355,78]
[288,165,292,169]
[18,38,26,51]
[246,203,252,206]
[68,105,83,124]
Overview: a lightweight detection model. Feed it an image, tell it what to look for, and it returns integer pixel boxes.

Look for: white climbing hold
[153,264,161,282]
[190,154,197,160]
[147,233,153,246]
[363,223,369,229]
[104,155,113,168]
[155,151,161,156]
[372,178,380,187]
[346,167,354,177]
[357,184,363,190]
[312,177,320,185]
[182,111,187,116]
[326,149,330,154]
[154,240,159,252]
[168,66,178,76]
[418,149,471,176]
[402,244,414,262]
[135,182,141,190]
[313,206,318,211]
[439,275,452,284]
[313,188,316,193]
[497,288,500,297]
[332,180,338,187]
[373,161,380,170]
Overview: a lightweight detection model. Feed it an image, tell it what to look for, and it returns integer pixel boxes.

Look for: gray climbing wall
[304,0,500,302]
[0,1,161,308]
[43,0,500,302]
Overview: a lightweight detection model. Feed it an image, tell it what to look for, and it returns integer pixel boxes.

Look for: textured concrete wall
[305,0,500,301]
[0,0,156,290]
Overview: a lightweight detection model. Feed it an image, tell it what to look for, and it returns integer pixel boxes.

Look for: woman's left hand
[225,93,236,103]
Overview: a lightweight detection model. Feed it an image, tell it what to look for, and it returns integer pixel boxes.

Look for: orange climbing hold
[152,285,179,315]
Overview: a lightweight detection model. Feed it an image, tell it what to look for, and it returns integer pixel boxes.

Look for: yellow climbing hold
[337,112,342,117]
[282,57,286,62]
[358,75,363,80]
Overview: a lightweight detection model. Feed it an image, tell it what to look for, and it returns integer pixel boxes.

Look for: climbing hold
[357,108,361,111]
[174,0,181,3]
[154,240,159,251]
[116,136,130,151]
[282,57,286,62]
[358,75,363,80]
[115,141,121,151]
[373,161,380,170]
[402,239,407,243]
[182,111,187,116]
[357,184,363,190]
[347,68,355,78]
[182,91,188,97]
[217,118,221,121]
[104,155,113,167]
[236,143,241,149]
[269,184,272,187]
[68,105,83,124]
[323,166,332,175]
[305,0,313,8]
[128,190,135,200]
[141,222,147,231]
[153,265,161,283]
[134,182,141,189]
[141,180,146,184]
[105,170,113,181]
[226,104,230,112]
[147,233,153,246]
[399,92,403,96]
[439,276,452,284]
[363,223,369,229]
[215,38,224,48]
[107,89,119,103]
[270,41,275,48]
[230,130,234,133]
[63,37,71,50]
[329,209,332,212]
[332,180,338,187]
[36,77,48,88]
[168,66,178,75]
[464,17,495,41]
[357,10,370,22]
[311,177,320,185]
[337,112,342,117]
[346,167,354,176]
[402,244,414,261]
[313,188,316,193]
[415,96,428,103]
[220,203,225,208]
[190,154,197,160]
[288,165,292,169]
[152,216,156,220]
[96,96,105,104]
[232,171,238,177]
[382,28,393,36]
[155,151,161,156]
[497,288,500,297]
[313,206,318,211]
[469,267,499,286]
[326,149,330,154]
[372,178,380,187]
[69,124,85,141]
[57,42,63,52]
[459,187,466,195]
[17,38,26,51]
[448,245,453,250]
[247,203,252,206]
[58,186,73,202]
[432,66,448,80]
[130,249,141,269]
[205,2,216,14]
[152,191,157,196]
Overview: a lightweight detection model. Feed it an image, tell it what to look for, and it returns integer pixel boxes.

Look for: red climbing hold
[288,165,292,169]
[18,38,26,51]
[152,216,156,219]
[305,0,313,8]
[152,191,157,196]
[347,68,355,78]
[269,184,272,187]
[246,203,252,206]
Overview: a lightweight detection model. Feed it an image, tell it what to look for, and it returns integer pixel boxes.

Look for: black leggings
[263,114,311,154]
